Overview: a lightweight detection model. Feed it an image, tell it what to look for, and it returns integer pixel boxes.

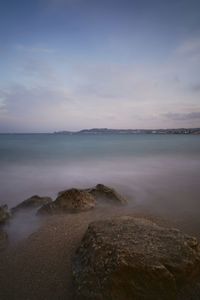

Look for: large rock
[38,188,95,215]
[12,195,53,213]
[0,205,10,224]
[73,216,200,300]
[86,184,127,205]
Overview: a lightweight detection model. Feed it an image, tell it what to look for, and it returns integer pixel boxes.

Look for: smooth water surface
[0,133,200,229]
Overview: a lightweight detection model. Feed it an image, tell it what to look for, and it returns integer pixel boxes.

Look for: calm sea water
[0,133,200,229]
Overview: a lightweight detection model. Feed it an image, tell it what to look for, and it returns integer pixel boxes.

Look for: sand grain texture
[0,213,90,300]
[0,207,199,300]
[0,207,129,300]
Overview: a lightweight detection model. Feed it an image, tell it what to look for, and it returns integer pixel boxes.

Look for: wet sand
[0,206,200,300]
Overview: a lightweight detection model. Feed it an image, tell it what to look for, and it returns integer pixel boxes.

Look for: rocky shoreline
[1,184,200,299]
[0,184,127,256]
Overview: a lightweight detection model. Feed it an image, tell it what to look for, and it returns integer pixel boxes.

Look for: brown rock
[12,195,53,213]
[73,216,200,300]
[86,184,127,205]
[38,188,95,215]
[0,205,10,224]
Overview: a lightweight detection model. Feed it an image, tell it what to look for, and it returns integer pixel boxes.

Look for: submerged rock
[0,205,10,224]
[73,216,200,300]
[38,188,95,215]
[86,184,127,205]
[12,195,53,213]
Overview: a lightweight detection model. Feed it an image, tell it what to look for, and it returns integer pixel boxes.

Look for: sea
[0,133,200,239]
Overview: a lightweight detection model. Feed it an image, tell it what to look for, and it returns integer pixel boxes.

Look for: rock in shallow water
[0,205,10,224]
[73,216,200,300]
[38,184,127,215]
[86,184,127,205]
[11,195,53,213]
[38,188,96,215]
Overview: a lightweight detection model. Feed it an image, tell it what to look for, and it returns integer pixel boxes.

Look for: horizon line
[0,126,200,134]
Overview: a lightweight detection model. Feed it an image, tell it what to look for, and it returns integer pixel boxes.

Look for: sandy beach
[1,204,200,300]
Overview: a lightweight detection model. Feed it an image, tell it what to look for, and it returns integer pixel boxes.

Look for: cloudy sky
[0,0,200,132]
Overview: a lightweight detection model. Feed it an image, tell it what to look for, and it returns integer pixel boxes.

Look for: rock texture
[73,216,200,300]
[38,189,95,215]
[38,185,126,215]
[0,205,10,224]
[0,229,8,251]
[86,184,127,205]
[12,195,52,213]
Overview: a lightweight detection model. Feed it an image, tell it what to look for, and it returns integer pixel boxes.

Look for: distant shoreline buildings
[54,128,200,135]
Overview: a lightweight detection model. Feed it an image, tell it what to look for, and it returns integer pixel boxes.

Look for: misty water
[0,133,200,241]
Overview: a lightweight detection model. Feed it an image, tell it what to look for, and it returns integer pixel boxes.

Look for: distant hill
[54,128,200,135]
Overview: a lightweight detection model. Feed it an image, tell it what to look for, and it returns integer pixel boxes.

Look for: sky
[0,0,200,132]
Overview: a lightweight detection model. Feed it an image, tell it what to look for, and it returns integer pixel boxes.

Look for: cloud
[0,100,6,112]
[0,82,158,131]
[40,0,83,13]
[22,58,58,82]
[172,37,200,73]
[1,85,71,111]
[15,44,55,54]
[176,37,200,56]
[72,63,162,102]
[0,85,74,130]
[164,112,200,121]
[1,34,200,132]
[190,83,200,92]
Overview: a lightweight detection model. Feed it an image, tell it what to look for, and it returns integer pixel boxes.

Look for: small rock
[11,195,53,213]
[0,205,10,224]
[86,184,127,205]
